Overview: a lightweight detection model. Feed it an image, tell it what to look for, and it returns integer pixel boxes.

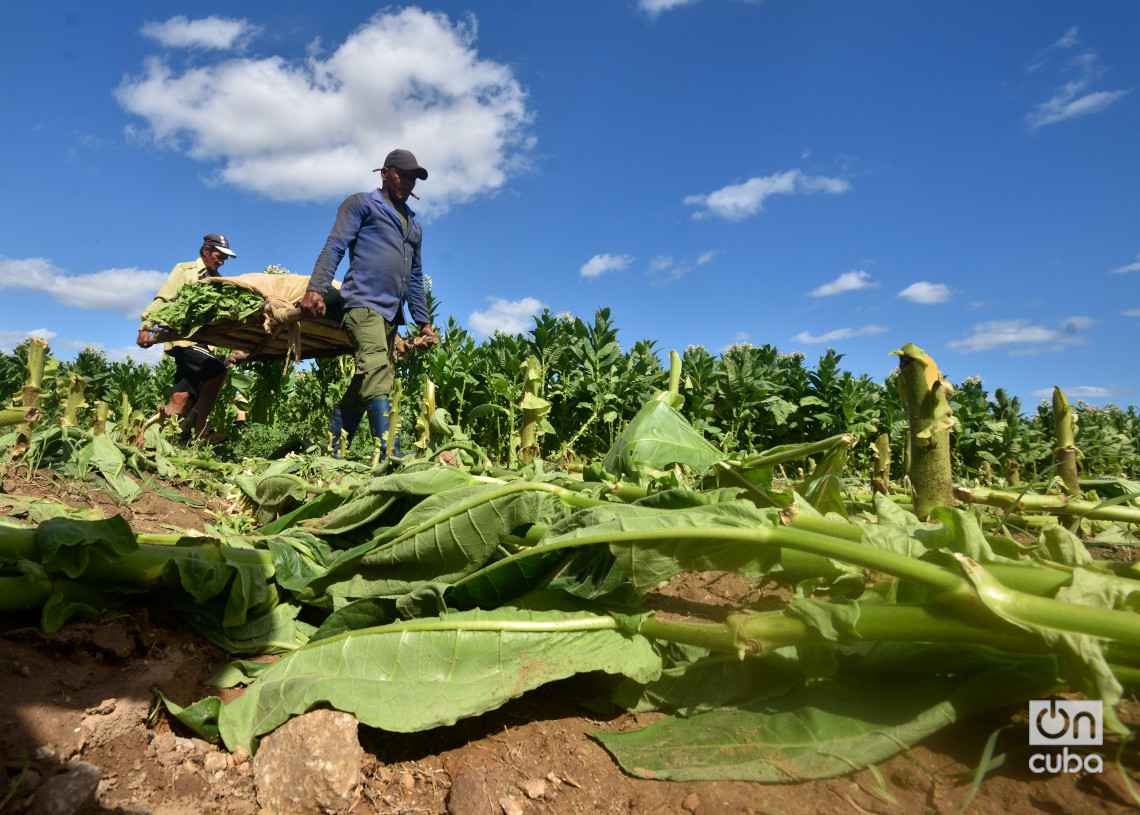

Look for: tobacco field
[3,305,1140,814]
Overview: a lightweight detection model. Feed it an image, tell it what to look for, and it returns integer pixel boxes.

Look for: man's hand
[414,323,440,350]
[299,291,326,320]
[137,328,157,349]
[227,350,249,366]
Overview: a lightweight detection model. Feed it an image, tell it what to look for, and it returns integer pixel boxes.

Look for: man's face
[202,247,228,273]
[381,167,418,203]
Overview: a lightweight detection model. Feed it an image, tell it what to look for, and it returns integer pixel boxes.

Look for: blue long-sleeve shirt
[306,189,428,326]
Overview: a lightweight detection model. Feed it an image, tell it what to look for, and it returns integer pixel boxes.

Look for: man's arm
[301,194,364,319]
[406,237,438,341]
[138,262,194,346]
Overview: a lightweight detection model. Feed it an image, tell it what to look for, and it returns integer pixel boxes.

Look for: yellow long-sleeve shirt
[139,258,219,352]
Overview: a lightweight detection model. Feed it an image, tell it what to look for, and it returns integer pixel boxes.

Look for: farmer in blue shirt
[300,149,439,459]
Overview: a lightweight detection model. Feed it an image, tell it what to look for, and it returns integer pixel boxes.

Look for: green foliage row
[3,305,1140,482]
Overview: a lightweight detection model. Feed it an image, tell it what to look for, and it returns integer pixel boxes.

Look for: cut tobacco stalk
[890,343,956,519]
[1052,386,1083,500]
[60,374,85,428]
[93,401,109,437]
[871,432,891,495]
[13,337,50,458]
[413,379,436,458]
[518,355,551,466]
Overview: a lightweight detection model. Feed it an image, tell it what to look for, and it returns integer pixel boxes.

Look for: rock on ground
[27,761,100,815]
[252,710,363,814]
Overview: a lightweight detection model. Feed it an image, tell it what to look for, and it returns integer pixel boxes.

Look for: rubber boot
[326,405,364,459]
[366,397,400,467]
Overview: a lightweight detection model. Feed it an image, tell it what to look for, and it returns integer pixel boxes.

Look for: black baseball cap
[373,148,428,180]
[203,233,236,258]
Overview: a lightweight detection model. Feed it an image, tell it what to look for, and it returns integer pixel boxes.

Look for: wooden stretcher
[153,308,352,362]
[150,274,354,363]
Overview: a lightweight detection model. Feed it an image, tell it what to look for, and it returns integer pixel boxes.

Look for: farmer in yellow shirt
[137,233,245,443]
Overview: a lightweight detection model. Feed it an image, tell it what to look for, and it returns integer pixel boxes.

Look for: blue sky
[2,1,1138,410]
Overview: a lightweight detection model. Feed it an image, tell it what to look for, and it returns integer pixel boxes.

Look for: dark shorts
[168,345,226,399]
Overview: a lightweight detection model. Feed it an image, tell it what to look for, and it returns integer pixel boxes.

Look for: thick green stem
[69,542,273,584]
[386,379,404,462]
[958,557,1140,647]
[1051,387,1082,500]
[0,575,55,609]
[782,508,1140,598]
[956,486,1140,525]
[519,355,550,466]
[0,526,274,587]
[546,523,972,599]
[871,433,891,495]
[61,375,85,428]
[891,343,955,519]
[713,461,777,507]
[120,393,133,438]
[15,338,50,456]
[93,401,108,437]
[414,379,436,458]
[733,434,854,471]
[0,407,26,428]
[638,604,1048,657]
[0,575,114,612]
[642,601,1140,665]
[428,441,494,470]
[527,519,1140,648]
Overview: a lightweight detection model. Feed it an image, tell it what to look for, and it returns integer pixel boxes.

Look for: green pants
[340,307,399,409]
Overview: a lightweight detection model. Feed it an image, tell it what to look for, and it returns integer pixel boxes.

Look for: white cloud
[790,325,888,344]
[0,328,57,352]
[0,332,164,364]
[1110,254,1140,274]
[684,169,851,222]
[117,9,534,215]
[1031,385,1115,399]
[1025,32,1130,129]
[1123,309,1140,317]
[50,336,160,361]
[580,253,633,279]
[646,254,692,285]
[140,15,260,51]
[695,250,720,265]
[809,269,876,297]
[90,342,165,365]
[947,318,1090,353]
[1053,27,1080,50]
[468,296,545,337]
[0,256,167,319]
[1028,85,1130,129]
[639,0,702,15]
[897,281,952,304]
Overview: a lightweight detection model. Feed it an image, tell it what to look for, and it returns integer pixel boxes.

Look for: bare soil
[2,472,1138,815]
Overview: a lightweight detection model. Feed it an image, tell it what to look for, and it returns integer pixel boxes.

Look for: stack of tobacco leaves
[148,281,266,339]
